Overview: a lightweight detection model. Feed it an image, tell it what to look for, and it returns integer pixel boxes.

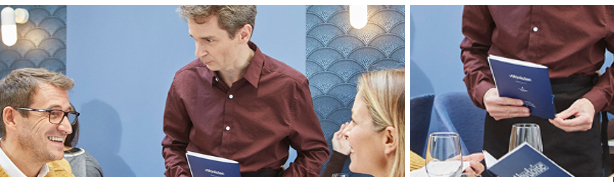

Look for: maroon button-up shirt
[162,42,329,177]
[461,5,614,112]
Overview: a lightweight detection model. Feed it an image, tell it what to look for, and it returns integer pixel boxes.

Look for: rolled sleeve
[283,79,330,177]
[460,5,497,108]
[161,82,192,177]
[584,7,614,113]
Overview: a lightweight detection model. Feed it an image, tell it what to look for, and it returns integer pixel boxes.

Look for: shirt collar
[0,141,49,177]
[206,41,264,88]
[242,41,265,88]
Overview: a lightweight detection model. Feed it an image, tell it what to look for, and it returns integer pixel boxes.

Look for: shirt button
[225,126,230,131]
[215,77,219,82]
[532,26,538,32]
[229,94,233,99]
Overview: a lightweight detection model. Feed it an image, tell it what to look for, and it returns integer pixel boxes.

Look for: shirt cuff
[583,89,607,112]
[330,150,348,162]
[320,151,348,177]
[471,81,496,109]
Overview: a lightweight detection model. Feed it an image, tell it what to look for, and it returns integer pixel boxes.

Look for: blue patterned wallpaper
[306,5,405,176]
[0,5,66,78]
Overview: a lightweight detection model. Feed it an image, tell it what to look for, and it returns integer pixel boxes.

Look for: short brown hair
[177,5,257,39]
[0,68,74,138]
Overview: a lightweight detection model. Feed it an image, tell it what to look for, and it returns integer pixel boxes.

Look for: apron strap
[601,111,612,176]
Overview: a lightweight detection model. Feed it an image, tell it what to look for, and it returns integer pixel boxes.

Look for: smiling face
[15,83,72,162]
[188,15,242,72]
[345,91,388,176]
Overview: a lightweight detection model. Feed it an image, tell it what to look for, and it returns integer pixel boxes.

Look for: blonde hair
[356,68,405,177]
[177,5,257,39]
[0,68,74,138]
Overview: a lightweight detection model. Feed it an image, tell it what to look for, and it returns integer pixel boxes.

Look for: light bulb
[1,7,28,46]
[1,24,16,46]
[1,7,17,46]
[350,5,367,29]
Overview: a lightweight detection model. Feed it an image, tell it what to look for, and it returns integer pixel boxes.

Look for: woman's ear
[383,126,398,155]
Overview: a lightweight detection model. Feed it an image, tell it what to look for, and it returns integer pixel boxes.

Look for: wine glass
[331,173,347,177]
[425,132,463,177]
[509,123,543,152]
[459,172,481,177]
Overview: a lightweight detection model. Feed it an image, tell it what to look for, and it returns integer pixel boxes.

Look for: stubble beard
[18,131,58,163]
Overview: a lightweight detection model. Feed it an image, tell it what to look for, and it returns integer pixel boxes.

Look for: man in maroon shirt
[461,5,614,176]
[161,5,329,177]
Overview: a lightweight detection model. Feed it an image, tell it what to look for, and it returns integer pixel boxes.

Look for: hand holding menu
[186,151,241,177]
[488,55,556,119]
[483,143,573,177]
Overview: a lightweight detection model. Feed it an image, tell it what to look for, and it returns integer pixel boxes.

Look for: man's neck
[0,140,46,177]
[218,44,255,87]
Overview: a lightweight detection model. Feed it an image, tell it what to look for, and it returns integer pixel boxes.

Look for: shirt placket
[221,83,235,156]
[528,5,542,60]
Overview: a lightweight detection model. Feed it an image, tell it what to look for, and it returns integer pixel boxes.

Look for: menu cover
[186,151,241,177]
[483,143,573,177]
[488,55,556,119]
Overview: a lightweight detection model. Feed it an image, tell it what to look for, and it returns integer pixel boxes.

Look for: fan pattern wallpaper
[306,5,405,176]
[0,5,67,78]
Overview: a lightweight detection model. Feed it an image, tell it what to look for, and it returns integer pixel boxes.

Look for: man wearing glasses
[162,5,329,177]
[0,68,77,177]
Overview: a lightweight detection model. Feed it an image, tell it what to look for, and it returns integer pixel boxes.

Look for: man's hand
[549,98,595,132]
[483,88,530,120]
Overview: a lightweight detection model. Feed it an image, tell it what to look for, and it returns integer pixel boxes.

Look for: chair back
[433,92,486,155]
[409,94,435,157]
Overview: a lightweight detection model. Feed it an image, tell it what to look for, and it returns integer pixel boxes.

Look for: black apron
[482,75,610,177]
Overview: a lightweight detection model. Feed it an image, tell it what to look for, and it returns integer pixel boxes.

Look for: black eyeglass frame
[12,107,80,125]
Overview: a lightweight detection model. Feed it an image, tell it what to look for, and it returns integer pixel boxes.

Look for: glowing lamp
[1,7,29,46]
[350,5,367,29]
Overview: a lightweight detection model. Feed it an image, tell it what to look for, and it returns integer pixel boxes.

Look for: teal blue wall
[0,5,67,78]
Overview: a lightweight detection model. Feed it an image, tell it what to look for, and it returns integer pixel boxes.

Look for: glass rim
[429,131,459,137]
[512,123,540,127]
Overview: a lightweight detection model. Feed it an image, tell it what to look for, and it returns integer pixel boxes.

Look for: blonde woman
[321,69,483,177]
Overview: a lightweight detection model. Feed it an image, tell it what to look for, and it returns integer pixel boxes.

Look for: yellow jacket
[0,158,74,177]
[410,151,426,171]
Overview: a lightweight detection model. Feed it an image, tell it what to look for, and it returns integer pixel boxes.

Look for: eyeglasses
[12,107,80,125]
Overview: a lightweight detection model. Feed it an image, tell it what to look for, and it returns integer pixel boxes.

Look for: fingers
[467,161,485,175]
[483,88,523,106]
[491,96,525,107]
[486,105,530,120]
[554,105,576,122]
[342,122,353,135]
[549,115,593,132]
[333,122,352,155]
[334,122,349,139]
[340,122,349,132]
[483,88,530,120]
[464,153,484,162]
[463,153,485,175]
[463,167,476,174]
[549,98,595,132]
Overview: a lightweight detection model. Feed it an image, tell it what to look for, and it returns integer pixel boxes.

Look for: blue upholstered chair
[433,92,487,155]
[409,94,435,157]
